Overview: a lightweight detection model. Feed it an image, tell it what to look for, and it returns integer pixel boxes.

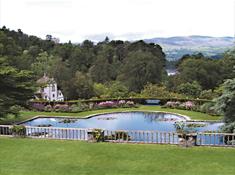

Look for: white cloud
[1,0,234,42]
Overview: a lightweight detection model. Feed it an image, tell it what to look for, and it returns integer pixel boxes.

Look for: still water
[22,112,223,132]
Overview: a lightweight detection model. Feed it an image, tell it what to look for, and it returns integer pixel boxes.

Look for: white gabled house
[35,75,64,101]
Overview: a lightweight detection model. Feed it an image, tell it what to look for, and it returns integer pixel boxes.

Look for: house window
[53,94,55,98]
[52,84,55,92]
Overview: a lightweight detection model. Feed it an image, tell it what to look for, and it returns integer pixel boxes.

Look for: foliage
[177,81,202,97]
[164,101,197,111]
[73,71,94,99]
[141,83,184,98]
[97,101,116,108]
[165,101,181,108]
[93,81,129,98]
[1,26,234,104]
[0,57,35,118]
[96,100,136,109]
[106,81,129,98]
[11,125,26,137]
[90,129,104,142]
[31,51,55,77]
[9,105,22,117]
[31,103,45,111]
[93,83,108,98]
[214,78,235,123]
[221,122,235,133]
[30,100,137,112]
[118,50,166,92]
[70,102,89,112]
[174,121,196,148]
[177,54,232,90]
[199,89,218,100]
[220,122,235,143]
[0,27,167,100]
[174,121,186,131]
[200,102,218,115]
[53,104,70,112]
[44,105,53,112]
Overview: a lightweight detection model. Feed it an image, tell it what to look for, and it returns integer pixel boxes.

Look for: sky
[0,0,234,42]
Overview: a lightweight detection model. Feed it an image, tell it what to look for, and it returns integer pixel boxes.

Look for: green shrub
[11,125,26,137]
[9,105,22,117]
[199,89,217,100]
[44,105,53,112]
[70,104,83,112]
[221,122,235,133]
[54,104,70,112]
[200,102,218,115]
[90,129,104,142]
[70,102,89,112]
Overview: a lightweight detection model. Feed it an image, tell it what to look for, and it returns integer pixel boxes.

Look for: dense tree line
[0,26,166,100]
[166,52,235,96]
[1,26,235,132]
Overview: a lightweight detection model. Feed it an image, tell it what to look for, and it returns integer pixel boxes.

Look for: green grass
[0,137,234,175]
[0,105,221,124]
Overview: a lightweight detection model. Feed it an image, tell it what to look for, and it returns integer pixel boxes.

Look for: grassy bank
[1,105,221,124]
[0,137,234,175]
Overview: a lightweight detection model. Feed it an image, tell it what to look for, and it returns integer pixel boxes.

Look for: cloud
[1,0,234,43]
[25,0,73,7]
[83,33,115,42]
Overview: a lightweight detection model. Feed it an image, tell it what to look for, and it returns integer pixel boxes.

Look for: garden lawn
[0,137,234,175]
[1,105,221,124]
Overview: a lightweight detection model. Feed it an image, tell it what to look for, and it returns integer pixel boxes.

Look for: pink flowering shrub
[183,101,195,110]
[118,100,126,106]
[97,101,116,108]
[165,101,196,110]
[126,101,135,107]
[96,100,136,109]
[165,101,180,108]
[32,103,45,111]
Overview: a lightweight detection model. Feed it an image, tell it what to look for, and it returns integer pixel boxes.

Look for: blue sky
[0,0,234,42]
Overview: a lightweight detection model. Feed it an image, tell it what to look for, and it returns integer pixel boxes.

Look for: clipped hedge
[29,97,212,107]
[29,100,137,112]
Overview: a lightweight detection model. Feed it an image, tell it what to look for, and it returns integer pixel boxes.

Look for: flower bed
[31,100,137,113]
[163,100,219,116]
[164,101,197,111]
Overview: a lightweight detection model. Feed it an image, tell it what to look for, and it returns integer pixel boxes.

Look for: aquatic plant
[59,118,77,123]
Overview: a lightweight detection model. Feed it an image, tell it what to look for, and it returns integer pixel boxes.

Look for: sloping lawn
[1,105,221,124]
[0,137,234,175]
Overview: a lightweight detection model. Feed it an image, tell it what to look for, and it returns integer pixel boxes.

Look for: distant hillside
[144,36,234,60]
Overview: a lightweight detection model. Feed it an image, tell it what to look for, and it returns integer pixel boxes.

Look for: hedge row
[29,97,213,106]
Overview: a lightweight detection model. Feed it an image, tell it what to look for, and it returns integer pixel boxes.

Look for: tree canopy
[0,57,34,117]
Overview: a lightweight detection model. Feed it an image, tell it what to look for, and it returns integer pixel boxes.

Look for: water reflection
[22,112,223,132]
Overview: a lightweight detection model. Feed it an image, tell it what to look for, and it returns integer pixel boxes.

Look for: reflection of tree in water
[144,112,165,123]
[144,113,178,123]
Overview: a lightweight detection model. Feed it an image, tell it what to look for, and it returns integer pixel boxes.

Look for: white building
[35,75,64,101]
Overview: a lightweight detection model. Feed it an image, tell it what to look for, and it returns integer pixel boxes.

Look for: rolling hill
[144,36,234,60]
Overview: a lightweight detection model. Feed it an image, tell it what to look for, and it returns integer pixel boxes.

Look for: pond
[21,112,223,132]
